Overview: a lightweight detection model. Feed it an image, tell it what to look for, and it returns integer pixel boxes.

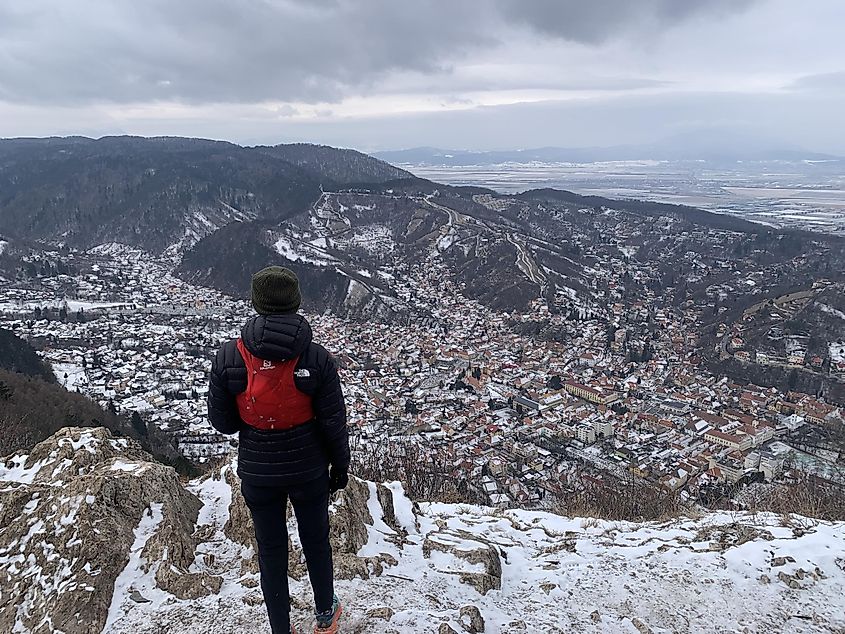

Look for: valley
[1,138,843,512]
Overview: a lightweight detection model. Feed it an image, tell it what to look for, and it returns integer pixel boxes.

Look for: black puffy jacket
[208,313,350,486]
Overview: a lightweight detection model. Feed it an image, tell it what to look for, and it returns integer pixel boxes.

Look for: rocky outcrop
[459,605,485,633]
[8,426,841,634]
[329,475,373,554]
[222,470,401,582]
[422,529,503,594]
[0,427,219,634]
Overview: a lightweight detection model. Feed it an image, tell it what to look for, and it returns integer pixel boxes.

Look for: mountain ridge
[0,136,412,254]
[374,144,844,165]
[2,136,844,395]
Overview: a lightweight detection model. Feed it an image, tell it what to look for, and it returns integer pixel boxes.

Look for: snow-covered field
[52,362,88,392]
[274,235,338,266]
[405,161,845,235]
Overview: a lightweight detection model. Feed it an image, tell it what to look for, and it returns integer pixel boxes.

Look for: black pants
[241,471,334,634]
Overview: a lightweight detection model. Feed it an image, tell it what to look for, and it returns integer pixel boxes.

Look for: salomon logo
[295,368,311,378]
[261,360,275,370]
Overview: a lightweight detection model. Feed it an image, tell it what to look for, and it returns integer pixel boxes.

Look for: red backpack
[235,338,315,430]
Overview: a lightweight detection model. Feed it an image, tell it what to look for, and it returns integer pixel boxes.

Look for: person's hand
[329,467,349,493]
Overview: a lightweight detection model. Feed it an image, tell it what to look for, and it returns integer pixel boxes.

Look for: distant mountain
[177,176,845,327]
[257,143,412,184]
[0,137,412,253]
[375,140,843,166]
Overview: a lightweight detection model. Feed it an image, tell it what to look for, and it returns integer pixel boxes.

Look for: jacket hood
[241,314,313,361]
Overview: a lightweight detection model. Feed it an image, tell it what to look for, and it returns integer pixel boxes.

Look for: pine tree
[131,411,147,437]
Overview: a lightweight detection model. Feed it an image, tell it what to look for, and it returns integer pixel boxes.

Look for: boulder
[0,427,217,634]
[423,529,502,594]
[459,605,485,633]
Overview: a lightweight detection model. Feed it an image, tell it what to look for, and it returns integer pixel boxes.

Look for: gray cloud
[276,90,845,155]
[496,0,760,43]
[790,71,845,94]
[0,0,494,105]
[3,0,842,156]
[0,0,752,106]
[380,75,672,96]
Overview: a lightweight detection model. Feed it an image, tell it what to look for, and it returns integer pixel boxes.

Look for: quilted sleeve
[313,348,350,470]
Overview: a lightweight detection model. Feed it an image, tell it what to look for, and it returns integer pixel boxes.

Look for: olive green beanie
[251,266,302,315]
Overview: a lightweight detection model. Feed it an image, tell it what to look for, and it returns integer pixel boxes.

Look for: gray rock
[778,571,802,589]
[459,605,485,633]
[632,617,653,634]
[423,530,502,595]
[0,428,207,634]
[367,606,395,620]
[242,591,264,606]
[128,590,150,604]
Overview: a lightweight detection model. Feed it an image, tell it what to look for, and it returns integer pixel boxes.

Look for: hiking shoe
[314,594,342,633]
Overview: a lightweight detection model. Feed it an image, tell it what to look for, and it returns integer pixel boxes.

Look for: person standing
[208,266,349,634]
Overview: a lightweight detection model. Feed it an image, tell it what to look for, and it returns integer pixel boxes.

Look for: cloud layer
[0,0,757,106]
[1,0,844,154]
[496,0,757,43]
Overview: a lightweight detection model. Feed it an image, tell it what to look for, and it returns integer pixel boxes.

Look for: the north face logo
[261,360,275,370]
[294,368,311,378]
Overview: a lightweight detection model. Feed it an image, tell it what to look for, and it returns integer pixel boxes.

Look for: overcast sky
[1,0,844,153]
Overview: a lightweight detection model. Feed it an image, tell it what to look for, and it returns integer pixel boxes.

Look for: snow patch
[103,504,165,631]
[818,303,845,321]
[274,236,337,266]
[52,363,88,392]
[110,460,146,473]
[0,454,42,484]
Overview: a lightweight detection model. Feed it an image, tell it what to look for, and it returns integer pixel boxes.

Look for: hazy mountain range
[375,131,844,165]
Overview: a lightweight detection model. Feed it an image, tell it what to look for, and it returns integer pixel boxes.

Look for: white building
[576,424,597,445]
[592,419,614,439]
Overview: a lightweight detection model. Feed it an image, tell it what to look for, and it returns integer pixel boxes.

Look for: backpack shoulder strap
[236,338,258,399]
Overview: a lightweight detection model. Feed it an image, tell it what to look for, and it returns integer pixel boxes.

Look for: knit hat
[251,266,302,315]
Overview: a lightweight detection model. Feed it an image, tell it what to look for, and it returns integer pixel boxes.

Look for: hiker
[208,266,349,634]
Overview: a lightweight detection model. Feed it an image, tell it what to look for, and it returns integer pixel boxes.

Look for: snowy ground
[0,299,131,314]
[52,362,88,392]
[104,471,845,634]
